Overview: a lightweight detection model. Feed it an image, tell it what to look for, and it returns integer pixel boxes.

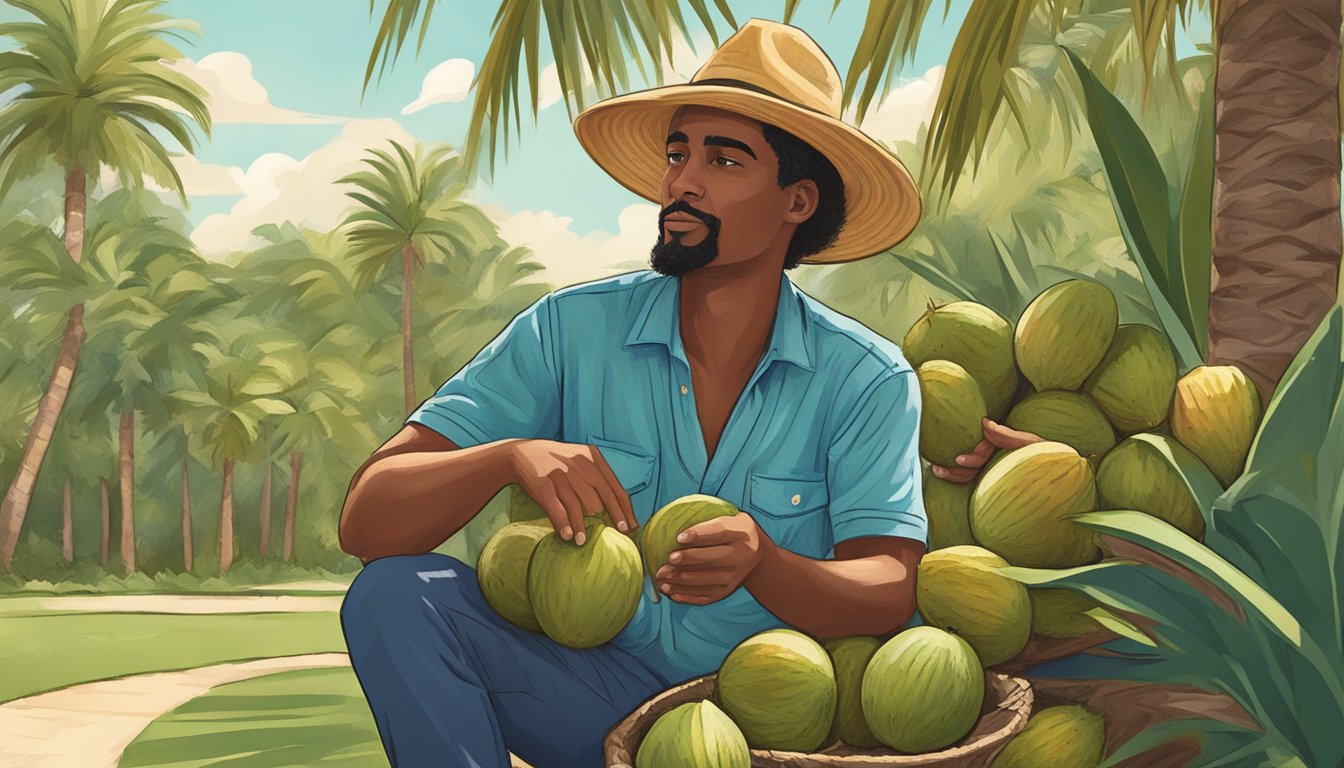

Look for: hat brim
[572,84,922,264]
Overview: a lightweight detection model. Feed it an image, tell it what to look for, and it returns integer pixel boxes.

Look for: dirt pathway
[0,653,352,768]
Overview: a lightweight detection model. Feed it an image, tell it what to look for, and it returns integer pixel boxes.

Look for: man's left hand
[654,512,771,605]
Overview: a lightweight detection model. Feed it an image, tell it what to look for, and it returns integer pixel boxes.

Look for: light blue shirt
[407,269,927,684]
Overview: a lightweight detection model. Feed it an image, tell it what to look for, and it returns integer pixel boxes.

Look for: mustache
[659,200,720,229]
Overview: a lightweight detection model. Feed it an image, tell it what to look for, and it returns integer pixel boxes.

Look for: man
[338,19,1027,767]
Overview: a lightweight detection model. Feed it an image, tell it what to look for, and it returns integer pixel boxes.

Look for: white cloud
[486,202,657,287]
[662,34,714,82]
[95,152,245,198]
[166,52,349,125]
[189,118,418,258]
[402,58,476,115]
[852,65,945,145]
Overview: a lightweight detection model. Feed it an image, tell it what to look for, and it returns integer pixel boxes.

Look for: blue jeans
[341,553,674,768]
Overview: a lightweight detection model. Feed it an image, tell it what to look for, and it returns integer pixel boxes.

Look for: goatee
[650,201,721,277]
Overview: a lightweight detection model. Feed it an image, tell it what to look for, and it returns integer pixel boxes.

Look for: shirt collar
[623,271,815,373]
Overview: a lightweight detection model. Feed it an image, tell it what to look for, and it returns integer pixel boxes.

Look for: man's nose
[667,157,704,201]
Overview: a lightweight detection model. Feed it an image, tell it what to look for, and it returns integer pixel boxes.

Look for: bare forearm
[339,439,520,562]
[743,539,916,639]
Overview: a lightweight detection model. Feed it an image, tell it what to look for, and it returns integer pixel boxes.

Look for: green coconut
[635,700,751,768]
[916,545,1031,667]
[1170,365,1263,487]
[641,494,739,603]
[1083,324,1178,433]
[990,705,1105,768]
[917,360,988,468]
[1014,280,1118,391]
[1005,391,1117,463]
[528,516,643,649]
[861,626,985,753]
[824,636,883,748]
[1029,588,1103,639]
[1097,435,1209,540]
[716,628,837,752]
[923,467,976,551]
[970,442,1100,568]
[477,521,551,632]
[903,301,1018,420]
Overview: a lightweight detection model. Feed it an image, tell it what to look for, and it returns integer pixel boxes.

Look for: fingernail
[562,526,573,539]
[660,583,671,594]
[932,466,943,477]
[617,521,628,532]
[677,532,690,543]
[669,552,681,563]
[575,531,586,546]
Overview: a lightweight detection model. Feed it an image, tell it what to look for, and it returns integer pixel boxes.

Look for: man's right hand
[506,439,638,546]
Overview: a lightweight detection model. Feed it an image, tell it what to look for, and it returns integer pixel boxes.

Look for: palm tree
[167,319,305,574]
[0,0,211,571]
[337,139,504,415]
[359,0,1339,401]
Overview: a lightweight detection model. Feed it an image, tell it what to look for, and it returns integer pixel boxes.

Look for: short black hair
[760,122,847,269]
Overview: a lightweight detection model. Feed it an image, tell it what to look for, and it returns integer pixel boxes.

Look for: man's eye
[714,156,740,167]
[666,151,685,164]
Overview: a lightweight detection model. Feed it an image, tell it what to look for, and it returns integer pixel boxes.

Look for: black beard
[650,201,721,277]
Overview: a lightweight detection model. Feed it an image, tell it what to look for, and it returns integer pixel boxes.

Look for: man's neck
[678,260,782,378]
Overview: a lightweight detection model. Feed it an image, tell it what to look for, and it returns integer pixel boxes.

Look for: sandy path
[0,653,352,768]
[0,594,345,616]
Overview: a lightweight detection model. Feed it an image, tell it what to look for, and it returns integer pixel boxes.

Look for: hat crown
[690,19,842,119]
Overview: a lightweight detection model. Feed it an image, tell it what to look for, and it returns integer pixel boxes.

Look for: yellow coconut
[916,545,1031,666]
[923,466,976,550]
[970,442,1100,567]
[1170,365,1262,487]
[1083,324,1178,433]
[903,300,1018,420]
[1029,588,1103,639]
[477,521,551,632]
[990,705,1105,768]
[1014,280,1118,391]
[917,360,987,467]
[1097,435,1209,540]
[1004,391,1117,463]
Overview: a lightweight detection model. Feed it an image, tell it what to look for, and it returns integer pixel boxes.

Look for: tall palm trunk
[402,241,419,414]
[61,477,72,563]
[220,457,235,574]
[0,165,88,570]
[182,454,193,572]
[1208,0,1342,401]
[119,409,135,574]
[284,451,302,562]
[99,476,109,566]
[259,460,272,559]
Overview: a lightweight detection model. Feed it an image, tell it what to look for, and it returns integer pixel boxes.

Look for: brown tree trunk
[220,458,234,574]
[99,476,109,567]
[62,476,72,563]
[0,165,88,570]
[259,460,272,559]
[284,451,302,562]
[1208,0,1342,402]
[182,454,193,573]
[118,409,135,575]
[403,241,418,415]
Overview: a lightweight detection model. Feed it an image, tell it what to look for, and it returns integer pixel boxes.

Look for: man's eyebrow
[704,135,757,159]
[666,131,688,145]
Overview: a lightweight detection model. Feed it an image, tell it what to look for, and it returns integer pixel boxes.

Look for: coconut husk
[604,671,1032,768]
[1027,677,1260,768]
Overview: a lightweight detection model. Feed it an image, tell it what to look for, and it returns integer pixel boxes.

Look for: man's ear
[784,179,820,225]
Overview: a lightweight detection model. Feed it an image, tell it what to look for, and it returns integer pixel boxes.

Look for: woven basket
[604,671,1032,768]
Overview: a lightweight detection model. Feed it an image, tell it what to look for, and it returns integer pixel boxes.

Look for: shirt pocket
[746,470,830,556]
[585,434,656,495]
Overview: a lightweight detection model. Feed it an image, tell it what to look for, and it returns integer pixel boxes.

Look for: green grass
[117,667,388,768]
[1,611,348,702]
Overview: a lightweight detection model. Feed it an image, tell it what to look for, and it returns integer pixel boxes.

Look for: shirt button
[680,385,689,395]
[791,493,801,505]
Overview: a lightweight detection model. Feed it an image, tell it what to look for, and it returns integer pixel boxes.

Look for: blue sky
[0,0,1210,281]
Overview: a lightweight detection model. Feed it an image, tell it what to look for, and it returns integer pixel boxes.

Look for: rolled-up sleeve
[826,369,928,548]
[406,294,561,447]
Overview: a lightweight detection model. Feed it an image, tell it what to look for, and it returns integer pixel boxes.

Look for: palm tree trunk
[182,454,193,573]
[220,458,235,574]
[403,241,418,415]
[99,476,109,567]
[1208,0,1342,401]
[62,476,72,563]
[0,165,88,571]
[119,409,135,574]
[259,460,272,559]
[284,451,302,562]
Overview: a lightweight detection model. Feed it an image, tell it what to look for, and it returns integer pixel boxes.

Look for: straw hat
[572,18,922,264]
